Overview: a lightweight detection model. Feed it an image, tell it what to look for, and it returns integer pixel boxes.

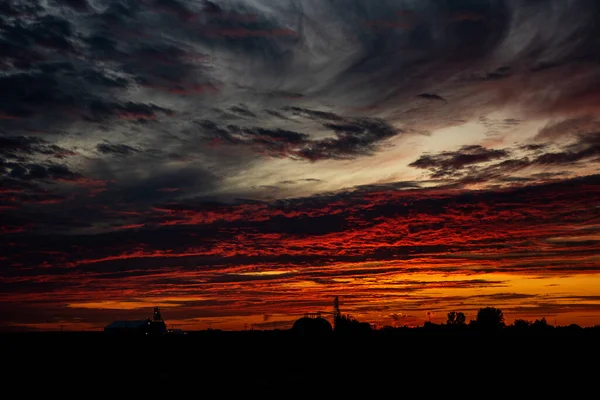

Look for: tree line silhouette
[375,306,599,335]
[293,305,599,337]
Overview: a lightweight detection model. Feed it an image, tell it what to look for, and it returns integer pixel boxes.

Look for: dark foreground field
[5,329,600,395]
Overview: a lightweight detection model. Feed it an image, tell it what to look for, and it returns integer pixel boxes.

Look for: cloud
[3,173,599,271]
[96,142,141,157]
[407,135,600,188]
[229,105,257,118]
[390,313,407,322]
[536,117,600,141]
[52,0,90,13]
[2,160,81,182]
[417,93,447,102]
[202,110,400,161]
[409,145,510,178]
[0,136,76,160]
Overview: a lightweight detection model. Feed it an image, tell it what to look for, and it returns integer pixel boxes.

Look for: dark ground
[4,329,600,396]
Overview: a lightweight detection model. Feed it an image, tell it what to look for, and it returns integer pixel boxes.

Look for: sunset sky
[2,0,600,331]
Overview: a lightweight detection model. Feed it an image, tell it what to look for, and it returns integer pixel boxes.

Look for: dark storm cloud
[96,142,141,157]
[535,118,600,141]
[2,0,600,166]
[203,110,399,160]
[229,105,257,118]
[4,162,80,182]
[0,70,171,129]
[417,93,447,102]
[0,1,194,133]
[409,145,510,178]
[0,136,76,160]
[282,107,344,122]
[52,0,90,12]
[409,134,600,185]
[303,117,398,160]
[0,155,81,181]
[534,136,600,166]
[86,101,173,122]
[0,137,80,188]
[0,0,598,118]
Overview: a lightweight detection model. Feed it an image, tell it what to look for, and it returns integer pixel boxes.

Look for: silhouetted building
[104,307,168,336]
[292,312,333,336]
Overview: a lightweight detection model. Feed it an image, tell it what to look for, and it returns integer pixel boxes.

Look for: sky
[1,0,600,331]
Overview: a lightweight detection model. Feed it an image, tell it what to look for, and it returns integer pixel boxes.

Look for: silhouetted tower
[333,296,341,330]
[153,306,163,321]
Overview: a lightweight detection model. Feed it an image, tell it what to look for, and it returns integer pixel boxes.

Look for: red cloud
[3,177,600,330]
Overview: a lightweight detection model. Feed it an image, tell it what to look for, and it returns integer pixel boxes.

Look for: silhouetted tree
[474,307,504,331]
[513,319,531,330]
[447,311,456,324]
[531,317,551,330]
[447,311,466,327]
